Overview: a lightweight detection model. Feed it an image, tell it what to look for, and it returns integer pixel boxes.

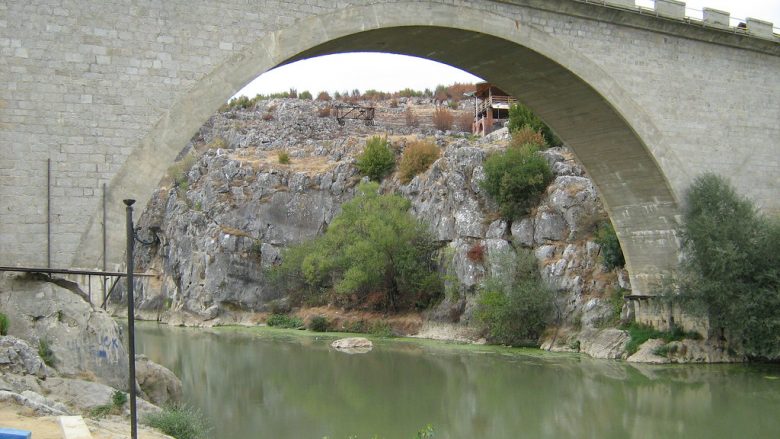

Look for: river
[135,323,780,439]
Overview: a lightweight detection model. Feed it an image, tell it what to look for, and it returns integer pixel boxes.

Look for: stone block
[604,0,635,9]
[746,18,774,39]
[703,8,729,29]
[655,0,685,20]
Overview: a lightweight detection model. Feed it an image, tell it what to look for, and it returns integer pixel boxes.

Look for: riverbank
[0,403,172,439]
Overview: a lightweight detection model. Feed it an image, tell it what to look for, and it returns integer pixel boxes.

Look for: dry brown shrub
[456,112,474,132]
[318,107,331,117]
[262,112,274,121]
[398,140,440,184]
[432,107,454,131]
[466,242,485,262]
[316,91,331,101]
[509,126,548,149]
[404,107,419,127]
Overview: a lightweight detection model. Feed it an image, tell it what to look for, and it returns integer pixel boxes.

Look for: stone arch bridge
[1,0,778,295]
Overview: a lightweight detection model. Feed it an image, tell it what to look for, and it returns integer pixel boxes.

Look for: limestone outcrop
[124,98,634,356]
[0,273,129,389]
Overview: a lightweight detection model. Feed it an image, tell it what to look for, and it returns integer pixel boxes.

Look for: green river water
[135,323,780,439]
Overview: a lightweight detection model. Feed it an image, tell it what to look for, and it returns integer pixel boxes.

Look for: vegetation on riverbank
[143,405,211,439]
[663,173,780,360]
[270,182,443,312]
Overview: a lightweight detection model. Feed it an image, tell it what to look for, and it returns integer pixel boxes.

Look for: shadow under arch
[78,1,680,294]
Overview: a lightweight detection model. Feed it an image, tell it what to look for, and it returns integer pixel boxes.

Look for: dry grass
[227,148,334,175]
[220,226,251,238]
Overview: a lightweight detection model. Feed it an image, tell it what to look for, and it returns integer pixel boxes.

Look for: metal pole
[47,158,51,268]
[124,199,138,439]
[103,183,108,306]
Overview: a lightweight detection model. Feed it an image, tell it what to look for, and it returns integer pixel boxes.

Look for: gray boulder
[0,274,129,389]
[135,355,183,406]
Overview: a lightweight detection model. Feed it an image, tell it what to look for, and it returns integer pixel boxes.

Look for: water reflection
[136,324,780,439]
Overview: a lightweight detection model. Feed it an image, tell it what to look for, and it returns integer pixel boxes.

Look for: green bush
[0,313,8,336]
[89,390,128,419]
[480,144,553,219]
[398,141,439,184]
[112,390,128,407]
[270,182,442,311]
[143,405,211,439]
[475,249,554,346]
[38,339,56,367]
[623,323,699,355]
[308,316,329,332]
[277,151,291,164]
[299,90,313,100]
[507,103,561,146]
[595,221,625,270]
[266,314,303,329]
[666,173,780,359]
[355,136,395,182]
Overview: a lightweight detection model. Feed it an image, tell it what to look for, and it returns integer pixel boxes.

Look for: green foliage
[0,313,8,336]
[368,321,394,338]
[271,183,443,311]
[595,221,625,270]
[143,405,211,439]
[89,390,128,419]
[508,103,561,147]
[308,316,329,332]
[299,90,313,100]
[356,136,395,182]
[277,151,291,164]
[167,154,197,188]
[480,144,553,219]
[416,425,435,439]
[667,173,780,359]
[623,323,700,355]
[475,249,554,346]
[266,314,303,329]
[112,390,128,407]
[398,141,439,184]
[38,339,56,367]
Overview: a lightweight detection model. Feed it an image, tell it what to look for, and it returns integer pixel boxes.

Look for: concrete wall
[1,0,778,295]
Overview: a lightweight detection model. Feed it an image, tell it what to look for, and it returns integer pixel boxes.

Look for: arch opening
[78,5,681,295]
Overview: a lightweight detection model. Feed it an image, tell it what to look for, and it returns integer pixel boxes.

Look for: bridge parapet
[593,0,778,41]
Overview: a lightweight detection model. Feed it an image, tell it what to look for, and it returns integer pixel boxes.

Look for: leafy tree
[298,90,313,100]
[355,136,395,182]
[594,221,625,270]
[480,144,553,219]
[271,183,442,311]
[475,249,554,346]
[670,173,780,359]
[508,103,561,147]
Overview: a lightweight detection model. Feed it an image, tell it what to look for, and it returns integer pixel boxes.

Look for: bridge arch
[79,1,683,294]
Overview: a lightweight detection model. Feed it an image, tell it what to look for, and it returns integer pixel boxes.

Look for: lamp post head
[123,199,136,207]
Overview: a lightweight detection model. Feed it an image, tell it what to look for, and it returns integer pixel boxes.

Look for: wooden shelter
[470,82,517,136]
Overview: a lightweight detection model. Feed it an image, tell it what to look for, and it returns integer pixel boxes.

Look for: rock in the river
[135,355,183,406]
[0,274,129,389]
[331,337,373,354]
[577,328,630,359]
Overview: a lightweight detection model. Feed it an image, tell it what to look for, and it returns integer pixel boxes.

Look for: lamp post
[124,199,138,439]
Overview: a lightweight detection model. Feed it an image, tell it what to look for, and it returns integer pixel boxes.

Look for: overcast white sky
[236,0,780,97]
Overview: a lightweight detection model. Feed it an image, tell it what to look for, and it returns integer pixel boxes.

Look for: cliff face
[120,98,627,344]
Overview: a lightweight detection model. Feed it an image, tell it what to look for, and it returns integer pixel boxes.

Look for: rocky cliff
[118,98,641,357]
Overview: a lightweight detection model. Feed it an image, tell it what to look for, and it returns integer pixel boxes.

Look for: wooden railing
[477,95,517,114]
